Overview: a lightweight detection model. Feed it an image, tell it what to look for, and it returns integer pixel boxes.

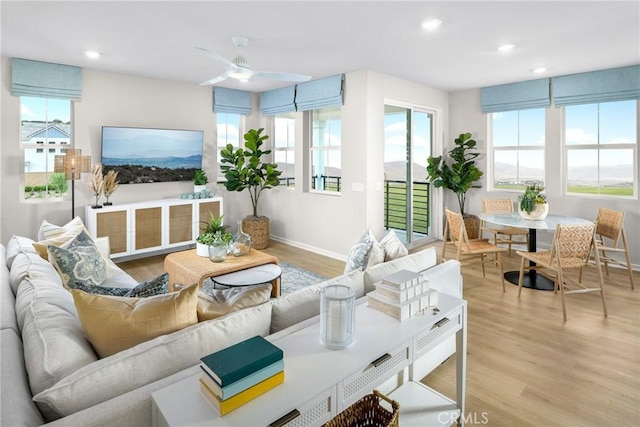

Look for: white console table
[151,293,467,427]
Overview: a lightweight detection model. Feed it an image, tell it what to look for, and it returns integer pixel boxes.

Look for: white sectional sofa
[1,235,462,427]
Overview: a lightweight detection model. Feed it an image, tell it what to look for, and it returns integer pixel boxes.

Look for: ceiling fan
[197,36,312,86]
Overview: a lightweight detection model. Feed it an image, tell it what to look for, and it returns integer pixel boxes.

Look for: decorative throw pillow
[367,235,385,269]
[380,230,409,261]
[71,283,199,358]
[344,230,375,274]
[196,283,272,322]
[33,217,89,260]
[69,272,169,298]
[48,231,108,288]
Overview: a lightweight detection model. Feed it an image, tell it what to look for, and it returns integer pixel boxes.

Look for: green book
[200,335,283,386]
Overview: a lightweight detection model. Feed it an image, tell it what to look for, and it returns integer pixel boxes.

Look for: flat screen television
[101,126,203,184]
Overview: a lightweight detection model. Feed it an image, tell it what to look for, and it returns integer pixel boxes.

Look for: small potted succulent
[195,212,233,257]
[518,184,548,220]
[193,169,208,193]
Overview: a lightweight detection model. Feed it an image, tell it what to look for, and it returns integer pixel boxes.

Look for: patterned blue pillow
[48,231,107,287]
[344,230,374,274]
[70,273,169,298]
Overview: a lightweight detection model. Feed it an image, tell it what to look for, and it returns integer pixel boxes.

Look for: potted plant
[518,184,548,220]
[193,169,208,193]
[426,132,483,238]
[195,212,233,257]
[220,128,282,249]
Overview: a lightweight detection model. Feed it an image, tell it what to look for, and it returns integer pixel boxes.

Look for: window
[564,100,636,197]
[21,97,72,199]
[490,108,545,190]
[273,113,296,188]
[216,113,242,181]
[310,107,341,192]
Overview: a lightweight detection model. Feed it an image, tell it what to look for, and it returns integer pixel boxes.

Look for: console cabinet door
[86,205,131,257]
[166,200,195,248]
[131,204,164,254]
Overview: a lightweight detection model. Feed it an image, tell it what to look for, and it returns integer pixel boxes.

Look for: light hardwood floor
[117,241,640,426]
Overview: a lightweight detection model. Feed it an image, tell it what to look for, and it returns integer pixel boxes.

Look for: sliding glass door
[383,104,434,247]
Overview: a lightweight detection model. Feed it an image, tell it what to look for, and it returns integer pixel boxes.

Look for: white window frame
[488,108,546,192]
[307,106,342,194]
[216,112,244,182]
[272,113,296,189]
[562,100,637,199]
[21,97,73,201]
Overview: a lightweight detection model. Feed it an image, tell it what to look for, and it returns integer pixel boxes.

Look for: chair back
[550,223,597,267]
[444,208,470,250]
[482,199,514,214]
[595,207,625,243]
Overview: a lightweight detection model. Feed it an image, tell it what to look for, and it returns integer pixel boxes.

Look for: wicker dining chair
[516,222,607,321]
[481,199,529,255]
[443,208,508,291]
[588,207,634,290]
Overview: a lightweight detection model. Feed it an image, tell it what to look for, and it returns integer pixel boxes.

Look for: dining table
[477,212,593,291]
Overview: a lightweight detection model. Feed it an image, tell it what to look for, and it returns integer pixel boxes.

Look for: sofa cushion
[72,282,199,358]
[363,247,437,293]
[344,230,375,274]
[1,329,45,427]
[270,269,364,334]
[69,272,169,297]
[48,230,108,288]
[197,283,272,321]
[19,273,98,396]
[0,245,19,334]
[380,230,409,261]
[5,235,37,269]
[33,302,273,420]
[366,235,385,269]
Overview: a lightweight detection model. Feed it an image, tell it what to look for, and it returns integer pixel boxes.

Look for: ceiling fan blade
[198,73,230,86]
[252,71,312,82]
[196,46,234,67]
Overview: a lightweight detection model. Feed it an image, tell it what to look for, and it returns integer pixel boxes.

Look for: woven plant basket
[325,390,399,427]
[242,216,270,250]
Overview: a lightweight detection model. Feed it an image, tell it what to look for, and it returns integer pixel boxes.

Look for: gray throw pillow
[69,273,169,297]
[344,230,374,274]
[48,231,107,287]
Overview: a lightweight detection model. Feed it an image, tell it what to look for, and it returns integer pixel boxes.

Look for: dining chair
[443,208,508,291]
[588,207,634,290]
[516,222,607,321]
[481,199,529,255]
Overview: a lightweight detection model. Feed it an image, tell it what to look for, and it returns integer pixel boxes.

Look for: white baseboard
[270,235,347,262]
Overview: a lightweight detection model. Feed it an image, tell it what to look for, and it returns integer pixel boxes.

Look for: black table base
[504,271,555,291]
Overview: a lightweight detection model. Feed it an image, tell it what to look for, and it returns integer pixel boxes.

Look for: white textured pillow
[33,303,273,420]
[37,216,85,241]
[366,234,385,269]
[197,284,272,321]
[380,230,409,261]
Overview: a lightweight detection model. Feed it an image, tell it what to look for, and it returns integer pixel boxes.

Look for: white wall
[1,57,217,242]
[449,89,640,267]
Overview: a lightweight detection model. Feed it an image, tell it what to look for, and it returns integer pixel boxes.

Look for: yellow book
[199,370,285,415]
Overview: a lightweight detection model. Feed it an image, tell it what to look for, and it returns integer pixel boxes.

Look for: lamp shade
[54,149,91,180]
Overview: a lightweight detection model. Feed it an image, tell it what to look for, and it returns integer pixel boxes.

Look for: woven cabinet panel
[134,207,162,250]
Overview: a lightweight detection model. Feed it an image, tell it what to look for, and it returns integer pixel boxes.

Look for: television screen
[101,126,203,184]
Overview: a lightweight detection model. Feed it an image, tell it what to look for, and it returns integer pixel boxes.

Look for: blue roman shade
[480,78,550,113]
[213,87,252,115]
[11,58,83,100]
[260,85,296,115]
[552,65,640,106]
[295,74,344,111]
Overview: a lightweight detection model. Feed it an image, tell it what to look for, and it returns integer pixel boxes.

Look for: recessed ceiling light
[421,18,442,31]
[532,67,547,74]
[83,50,101,59]
[498,44,515,52]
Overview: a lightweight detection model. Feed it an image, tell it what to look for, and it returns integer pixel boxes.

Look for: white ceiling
[2,1,639,93]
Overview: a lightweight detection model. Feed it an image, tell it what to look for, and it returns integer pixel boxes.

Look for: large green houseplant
[426,132,483,238]
[220,128,282,249]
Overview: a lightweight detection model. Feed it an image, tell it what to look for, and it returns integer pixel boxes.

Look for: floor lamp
[54,149,91,220]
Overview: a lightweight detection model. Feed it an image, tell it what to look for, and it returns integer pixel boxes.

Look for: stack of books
[367,269,437,321]
[199,335,284,415]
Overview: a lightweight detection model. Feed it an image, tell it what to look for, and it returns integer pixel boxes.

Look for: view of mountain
[102,154,202,170]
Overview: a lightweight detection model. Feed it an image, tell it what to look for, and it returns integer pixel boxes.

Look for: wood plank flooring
[117,241,640,426]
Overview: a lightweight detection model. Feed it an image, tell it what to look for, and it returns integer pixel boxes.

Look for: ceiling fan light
[228,70,252,80]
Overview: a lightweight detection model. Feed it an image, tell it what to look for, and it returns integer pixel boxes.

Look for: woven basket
[325,390,399,427]
[242,216,270,249]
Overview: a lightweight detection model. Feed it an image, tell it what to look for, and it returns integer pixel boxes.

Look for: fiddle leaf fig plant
[426,132,483,216]
[220,128,282,218]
